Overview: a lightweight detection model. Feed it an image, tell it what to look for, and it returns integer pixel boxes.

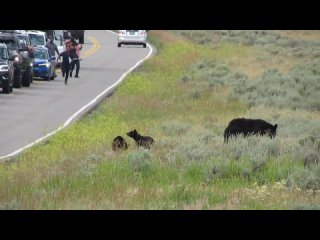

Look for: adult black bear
[127,129,154,149]
[224,118,278,143]
[112,136,128,151]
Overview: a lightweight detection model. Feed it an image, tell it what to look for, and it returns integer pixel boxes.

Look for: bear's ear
[274,124,278,129]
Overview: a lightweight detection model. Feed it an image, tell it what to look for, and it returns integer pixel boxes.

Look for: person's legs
[65,66,69,84]
[70,60,74,77]
[75,60,80,77]
[51,59,57,78]
[61,64,65,77]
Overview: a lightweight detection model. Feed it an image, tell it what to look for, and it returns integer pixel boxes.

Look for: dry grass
[150,30,186,44]
[232,55,296,78]
[276,30,320,41]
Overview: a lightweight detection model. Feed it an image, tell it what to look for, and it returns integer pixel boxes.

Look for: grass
[1,30,320,209]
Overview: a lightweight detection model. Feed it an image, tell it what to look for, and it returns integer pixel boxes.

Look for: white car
[27,30,47,47]
[118,30,147,48]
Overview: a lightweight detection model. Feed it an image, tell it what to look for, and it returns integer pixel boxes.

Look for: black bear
[127,129,154,149]
[112,136,128,151]
[224,118,278,143]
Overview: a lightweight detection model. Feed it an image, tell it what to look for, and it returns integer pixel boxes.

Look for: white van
[43,30,70,41]
[27,30,47,47]
[54,35,65,66]
[54,30,63,38]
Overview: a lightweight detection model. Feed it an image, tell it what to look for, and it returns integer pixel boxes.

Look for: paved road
[0,30,151,158]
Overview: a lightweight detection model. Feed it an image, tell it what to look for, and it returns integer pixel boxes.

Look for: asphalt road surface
[0,30,151,159]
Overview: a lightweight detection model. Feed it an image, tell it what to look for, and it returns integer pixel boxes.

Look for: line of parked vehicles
[0,30,85,94]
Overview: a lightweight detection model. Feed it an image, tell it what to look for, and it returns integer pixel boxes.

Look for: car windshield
[35,49,48,59]
[54,35,63,46]
[29,34,45,46]
[126,30,139,34]
[17,35,30,46]
[0,47,8,60]
[0,39,17,50]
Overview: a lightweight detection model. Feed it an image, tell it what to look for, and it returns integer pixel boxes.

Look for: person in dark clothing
[71,42,82,78]
[69,37,81,78]
[57,45,71,85]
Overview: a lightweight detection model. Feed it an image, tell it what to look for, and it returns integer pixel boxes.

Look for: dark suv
[0,31,33,88]
[15,30,35,83]
[0,43,14,93]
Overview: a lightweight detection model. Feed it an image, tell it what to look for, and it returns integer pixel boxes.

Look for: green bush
[161,121,191,136]
[293,204,320,210]
[287,167,320,190]
[232,61,320,110]
[127,150,154,175]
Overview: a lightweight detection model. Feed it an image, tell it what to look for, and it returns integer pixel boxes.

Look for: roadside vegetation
[1,30,320,209]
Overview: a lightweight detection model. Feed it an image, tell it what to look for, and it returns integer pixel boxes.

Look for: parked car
[16,30,35,56]
[117,30,147,48]
[0,31,33,88]
[0,43,14,93]
[33,46,55,80]
[15,30,34,83]
[43,30,70,41]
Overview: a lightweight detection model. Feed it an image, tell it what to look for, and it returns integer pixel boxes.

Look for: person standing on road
[45,36,60,79]
[69,37,80,78]
[71,40,82,78]
[61,40,71,77]
[57,45,71,85]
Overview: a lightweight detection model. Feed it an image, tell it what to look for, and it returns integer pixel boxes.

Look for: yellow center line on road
[56,36,101,73]
[82,36,101,58]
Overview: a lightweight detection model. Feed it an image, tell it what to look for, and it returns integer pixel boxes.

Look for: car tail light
[118,31,126,35]
[140,31,145,35]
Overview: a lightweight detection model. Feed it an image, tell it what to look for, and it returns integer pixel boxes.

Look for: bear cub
[127,129,154,149]
[112,136,129,151]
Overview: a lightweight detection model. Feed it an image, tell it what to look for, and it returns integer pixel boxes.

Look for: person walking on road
[57,45,71,85]
[61,40,71,77]
[45,36,60,79]
[69,37,81,78]
[71,40,82,78]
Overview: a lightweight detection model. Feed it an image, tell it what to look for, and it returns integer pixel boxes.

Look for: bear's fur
[224,118,278,143]
[127,129,154,149]
[112,136,128,151]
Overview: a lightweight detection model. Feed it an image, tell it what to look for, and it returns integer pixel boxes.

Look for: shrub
[127,150,154,174]
[0,199,19,210]
[231,61,320,110]
[293,204,320,210]
[166,140,215,163]
[161,121,191,136]
[287,167,320,190]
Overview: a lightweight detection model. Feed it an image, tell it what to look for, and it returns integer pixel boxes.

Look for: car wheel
[143,43,147,48]
[2,80,10,94]
[9,71,14,92]
[13,68,21,88]
[118,43,121,47]
[47,68,52,81]
[22,67,31,87]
